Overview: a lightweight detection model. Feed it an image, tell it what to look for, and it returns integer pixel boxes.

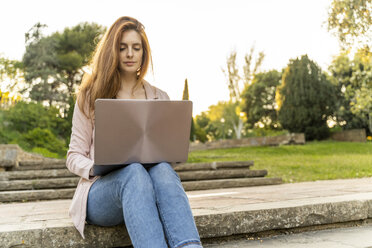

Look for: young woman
[66,16,203,248]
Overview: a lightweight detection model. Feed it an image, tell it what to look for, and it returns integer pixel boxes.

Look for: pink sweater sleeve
[66,101,94,180]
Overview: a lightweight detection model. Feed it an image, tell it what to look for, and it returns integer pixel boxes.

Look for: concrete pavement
[2,177,372,247]
[204,222,372,248]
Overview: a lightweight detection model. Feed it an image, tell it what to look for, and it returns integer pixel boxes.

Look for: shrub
[23,128,67,156]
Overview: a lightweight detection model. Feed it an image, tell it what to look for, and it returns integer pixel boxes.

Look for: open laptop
[92,99,192,176]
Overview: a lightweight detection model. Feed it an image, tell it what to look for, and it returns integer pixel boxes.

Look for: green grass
[188,141,372,183]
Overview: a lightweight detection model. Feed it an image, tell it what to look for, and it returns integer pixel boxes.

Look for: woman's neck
[120,72,138,90]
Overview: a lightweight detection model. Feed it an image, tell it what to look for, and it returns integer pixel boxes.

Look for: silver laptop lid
[94,99,192,166]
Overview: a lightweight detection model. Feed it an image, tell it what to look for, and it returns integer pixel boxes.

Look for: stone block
[331,129,367,142]
[0,144,20,168]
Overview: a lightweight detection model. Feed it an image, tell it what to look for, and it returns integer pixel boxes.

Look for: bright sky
[0,0,340,116]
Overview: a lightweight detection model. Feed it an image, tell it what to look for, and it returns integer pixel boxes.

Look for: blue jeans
[86,162,203,248]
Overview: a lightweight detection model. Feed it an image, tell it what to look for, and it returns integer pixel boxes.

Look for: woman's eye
[134,48,141,51]
[120,47,125,51]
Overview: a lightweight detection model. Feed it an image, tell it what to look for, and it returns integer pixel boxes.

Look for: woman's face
[119,29,143,74]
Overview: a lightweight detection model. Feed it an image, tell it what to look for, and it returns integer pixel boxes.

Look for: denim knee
[150,162,181,182]
[114,163,154,195]
[148,162,184,197]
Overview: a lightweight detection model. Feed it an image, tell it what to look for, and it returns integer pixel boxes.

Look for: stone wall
[189,133,305,151]
[330,129,367,142]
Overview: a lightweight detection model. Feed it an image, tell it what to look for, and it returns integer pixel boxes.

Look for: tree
[276,55,336,140]
[195,101,246,141]
[328,47,371,131]
[182,78,195,141]
[327,0,371,48]
[222,46,265,103]
[182,78,189,100]
[0,56,25,100]
[194,112,210,143]
[349,48,372,133]
[22,22,105,109]
[221,46,265,138]
[241,70,281,129]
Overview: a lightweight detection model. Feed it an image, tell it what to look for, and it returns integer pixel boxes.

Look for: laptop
[92,99,192,176]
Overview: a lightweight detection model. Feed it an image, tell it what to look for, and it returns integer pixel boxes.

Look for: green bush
[23,128,67,156]
[31,147,60,158]
[5,101,69,138]
[244,128,289,138]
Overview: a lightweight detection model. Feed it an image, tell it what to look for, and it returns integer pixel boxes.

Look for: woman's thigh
[86,162,151,226]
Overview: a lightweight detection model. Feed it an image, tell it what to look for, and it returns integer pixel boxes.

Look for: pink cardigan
[66,81,170,239]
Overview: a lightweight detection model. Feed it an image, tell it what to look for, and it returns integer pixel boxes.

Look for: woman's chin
[120,68,138,75]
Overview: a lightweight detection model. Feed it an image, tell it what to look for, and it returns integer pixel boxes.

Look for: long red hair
[78,16,153,118]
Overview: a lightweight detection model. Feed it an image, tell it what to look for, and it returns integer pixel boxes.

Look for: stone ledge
[189,133,305,151]
[1,193,372,248]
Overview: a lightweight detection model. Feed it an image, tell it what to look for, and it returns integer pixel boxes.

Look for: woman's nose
[126,48,133,58]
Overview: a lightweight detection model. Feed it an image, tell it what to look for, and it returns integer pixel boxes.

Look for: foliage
[243,128,289,138]
[194,101,248,141]
[0,56,23,82]
[182,78,195,141]
[194,112,212,142]
[222,46,265,103]
[0,101,70,157]
[328,47,371,132]
[23,127,67,156]
[182,78,189,100]
[0,90,22,108]
[241,70,282,129]
[221,46,265,139]
[276,55,336,140]
[22,22,105,108]
[5,101,67,136]
[327,0,371,48]
[188,141,372,183]
[0,56,25,98]
[349,48,372,133]
[31,147,60,159]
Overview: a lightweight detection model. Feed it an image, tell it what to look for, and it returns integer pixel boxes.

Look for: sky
[0,0,340,116]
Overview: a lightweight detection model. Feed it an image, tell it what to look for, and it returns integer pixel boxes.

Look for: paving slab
[1,177,372,247]
[204,222,372,248]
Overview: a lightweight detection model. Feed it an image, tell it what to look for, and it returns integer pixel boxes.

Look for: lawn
[187,141,372,183]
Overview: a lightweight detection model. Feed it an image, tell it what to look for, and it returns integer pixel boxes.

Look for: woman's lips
[124,62,135,66]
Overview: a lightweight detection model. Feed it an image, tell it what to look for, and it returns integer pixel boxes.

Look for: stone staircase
[0,159,282,203]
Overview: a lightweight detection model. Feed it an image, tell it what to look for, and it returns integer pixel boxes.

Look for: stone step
[0,189,75,202]
[0,168,265,182]
[0,177,79,191]
[182,177,282,191]
[14,162,66,171]
[174,161,254,171]
[19,159,66,166]
[0,169,76,181]
[11,161,253,171]
[178,169,267,181]
[0,170,271,191]
[0,177,282,202]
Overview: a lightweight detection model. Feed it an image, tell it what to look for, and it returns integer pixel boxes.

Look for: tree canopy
[22,22,105,108]
[277,55,336,140]
[328,47,371,131]
[241,70,281,129]
[327,0,371,48]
